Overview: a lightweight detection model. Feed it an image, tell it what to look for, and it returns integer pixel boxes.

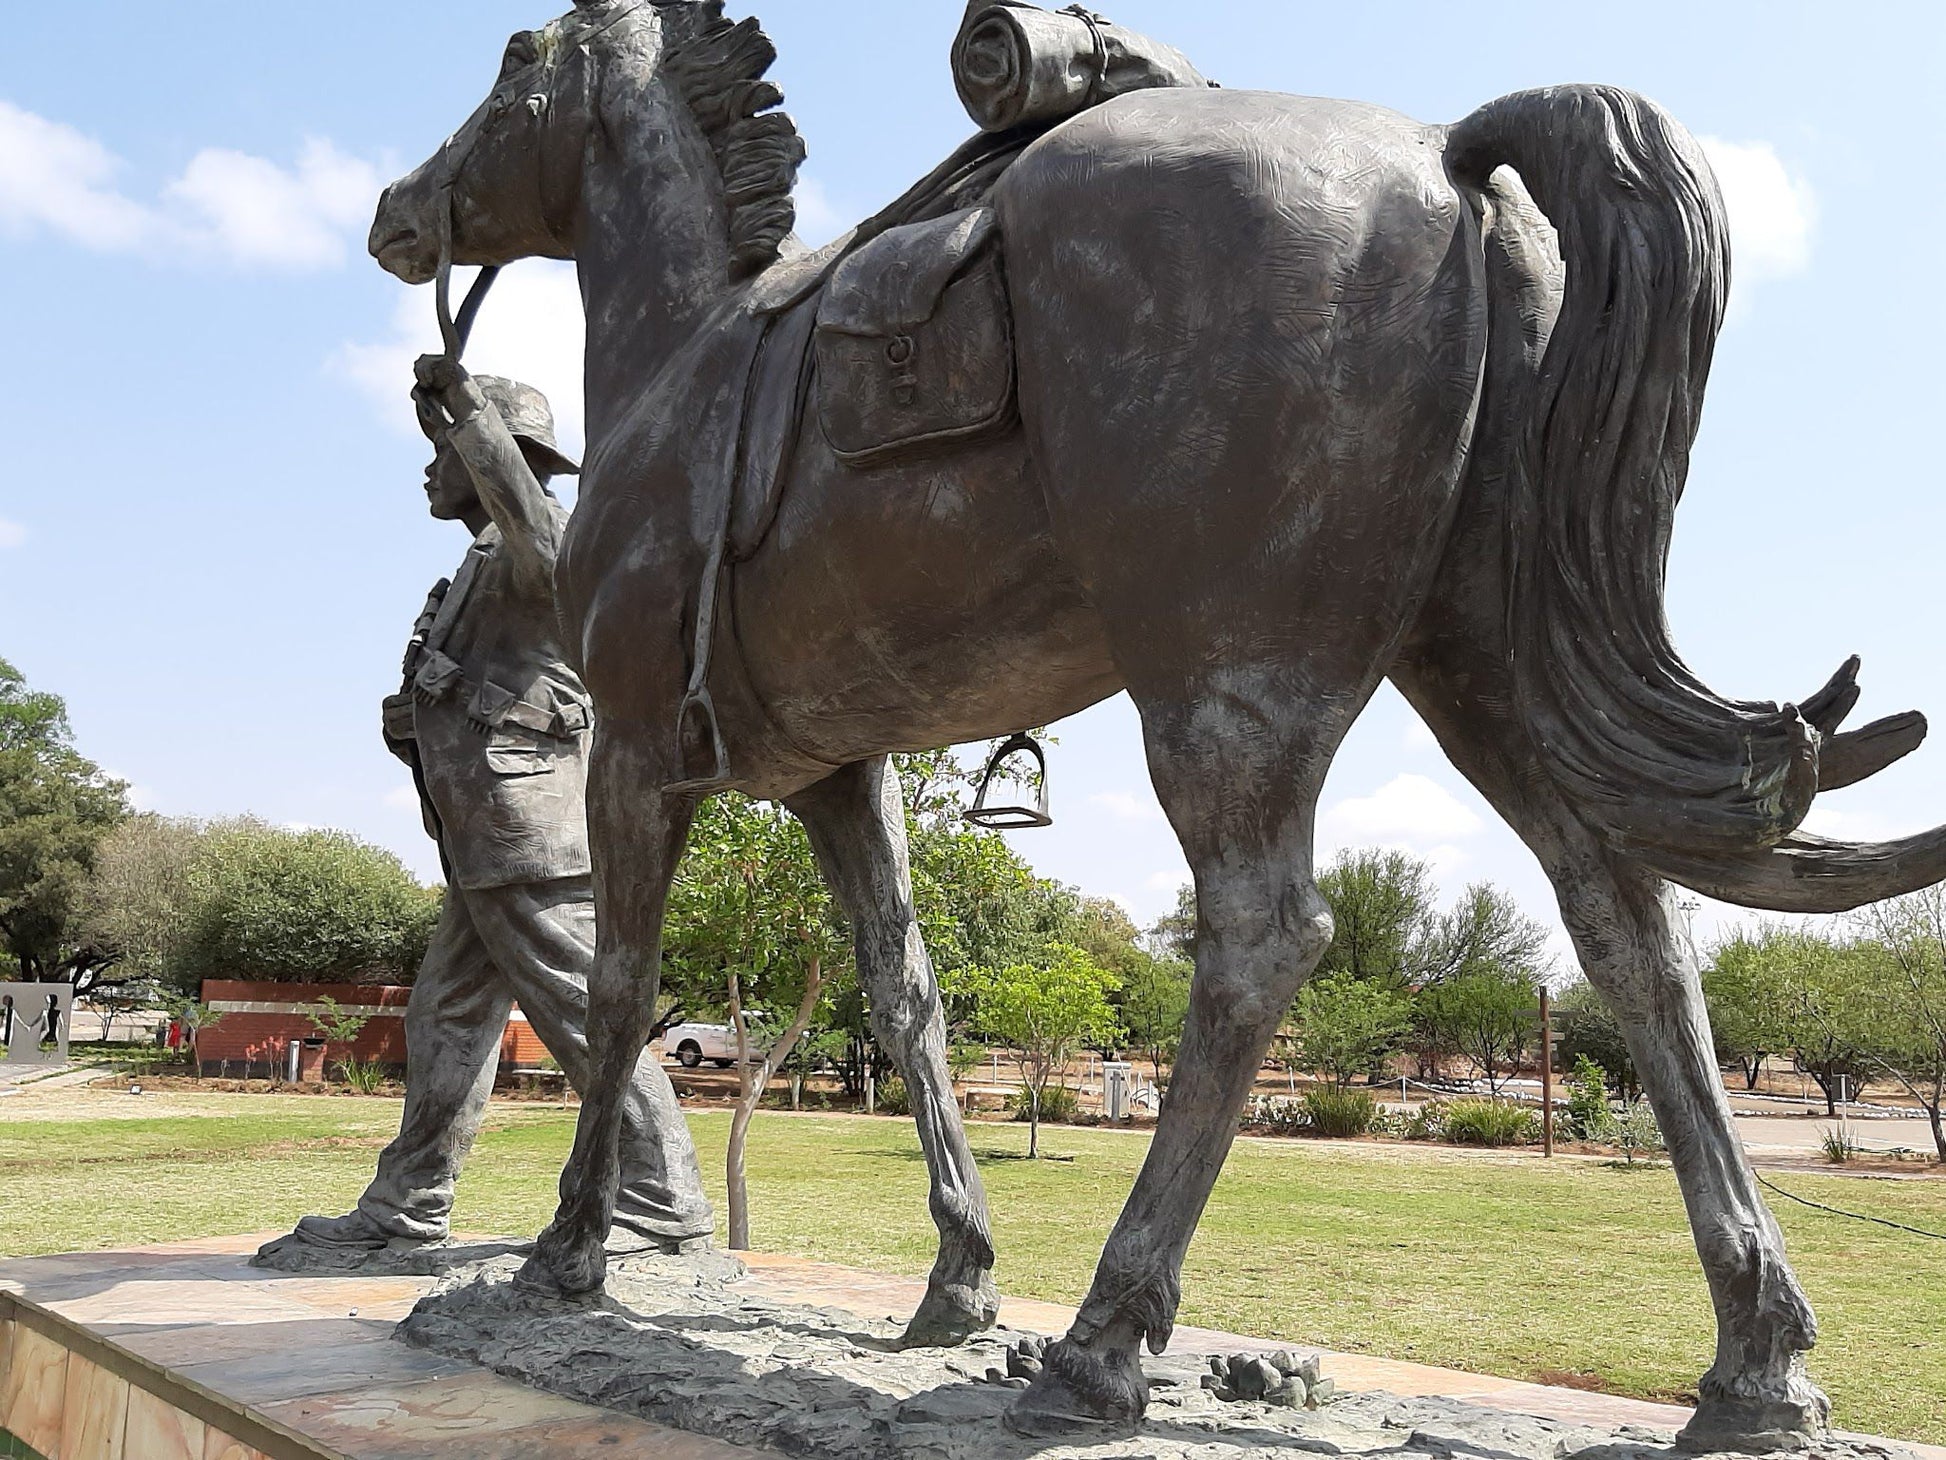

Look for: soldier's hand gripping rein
[414,352,490,436]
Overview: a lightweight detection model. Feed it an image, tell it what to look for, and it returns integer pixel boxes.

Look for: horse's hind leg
[787,757,999,1345]
[1392,650,1828,1450]
[520,729,697,1297]
[1008,671,1364,1433]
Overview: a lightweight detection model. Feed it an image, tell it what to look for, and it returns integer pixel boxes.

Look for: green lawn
[3,1098,1942,1443]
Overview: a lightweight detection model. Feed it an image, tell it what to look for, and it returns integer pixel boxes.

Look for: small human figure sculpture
[258,356,715,1263]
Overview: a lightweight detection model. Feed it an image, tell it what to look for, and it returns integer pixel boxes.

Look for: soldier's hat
[475,376,581,478]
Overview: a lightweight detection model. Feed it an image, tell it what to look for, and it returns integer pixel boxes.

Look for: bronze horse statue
[371,0,1946,1445]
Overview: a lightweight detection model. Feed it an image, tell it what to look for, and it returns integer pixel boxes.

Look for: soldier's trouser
[356,876,714,1243]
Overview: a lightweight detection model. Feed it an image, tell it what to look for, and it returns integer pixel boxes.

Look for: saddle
[671,2,1209,787]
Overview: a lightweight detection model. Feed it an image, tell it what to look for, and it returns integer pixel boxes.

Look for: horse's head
[371,0,802,287]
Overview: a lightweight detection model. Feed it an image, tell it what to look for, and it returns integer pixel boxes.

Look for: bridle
[425,0,650,364]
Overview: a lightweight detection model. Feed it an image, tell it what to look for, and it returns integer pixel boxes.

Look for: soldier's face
[422,436,481,522]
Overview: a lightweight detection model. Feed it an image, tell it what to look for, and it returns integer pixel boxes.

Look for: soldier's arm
[414,356,562,596]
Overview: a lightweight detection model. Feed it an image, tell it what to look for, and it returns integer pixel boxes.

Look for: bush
[1009,1082,1080,1124]
[1370,1106,1413,1138]
[1242,1094,1310,1137]
[1405,1101,1449,1142]
[1445,1097,1542,1147]
[1301,1085,1378,1138]
[1821,1124,1857,1164]
[1612,1101,1666,1165]
[875,1074,911,1116]
[1567,1055,1614,1140]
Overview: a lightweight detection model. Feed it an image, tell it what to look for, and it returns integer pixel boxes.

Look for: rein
[430,121,500,364]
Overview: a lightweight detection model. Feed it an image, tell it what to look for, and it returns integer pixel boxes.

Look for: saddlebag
[815,206,1015,468]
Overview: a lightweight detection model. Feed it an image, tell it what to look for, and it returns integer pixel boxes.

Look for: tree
[87,978,160,1041]
[1291,972,1410,1086]
[663,795,847,1249]
[1149,883,1198,964]
[168,818,441,991]
[958,943,1122,1157]
[1553,979,1639,1098]
[1716,926,1874,1116]
[307,994,371,1083]
[1417,968,1534,1095]
[0,657,130,987]
[1119,952,1192,1076]
[68,815,205,991]
[1853,891,1946,1159]
[1424,883,1551,986]
[1702,933,1796,1088]
[165,995,225,1075]
[1314,849,1440,989]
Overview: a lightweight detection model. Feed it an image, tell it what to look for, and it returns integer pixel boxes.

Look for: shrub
[1405,1101,1449,1142]
[876,1074,911,1117]
[1370,1106,1412,1139]
[1610,1101,1665,1164]
[340,1055,387,1096]
[1445,1097,1541,1147]
[1009,1082,1080,1124]
[1820,1124,1857,1164]
[1567,1055,1614,1140]
[1301,1085,1378,1139]
[1243,1094,1310,1137]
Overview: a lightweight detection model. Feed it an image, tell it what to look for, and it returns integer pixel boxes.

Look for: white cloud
[1090,789,1164,822]
[0,518,25,549]
[792,176,853,250]
[0,101,381,272]
[0,102,153,250]
[332,261,587,455]
[382,784,423,812]
[164,139,379,270]
[1799,801,1901,844]
[1320,773,1483,848]
[1401,714,1439,753]
[1698,136,1816,312]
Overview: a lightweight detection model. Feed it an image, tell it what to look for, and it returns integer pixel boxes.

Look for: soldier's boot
[605,1215,713,1258]
[293,1209,443,1252]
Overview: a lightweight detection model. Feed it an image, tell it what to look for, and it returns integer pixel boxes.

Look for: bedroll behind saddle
[814,206,1014,468]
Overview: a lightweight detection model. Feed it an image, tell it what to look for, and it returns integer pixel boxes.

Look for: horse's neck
[575,106,738,441]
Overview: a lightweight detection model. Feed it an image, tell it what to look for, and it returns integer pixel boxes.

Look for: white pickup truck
[659,1017,767,1068]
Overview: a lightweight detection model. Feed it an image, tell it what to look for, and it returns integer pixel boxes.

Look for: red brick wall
[197,982,543,1077]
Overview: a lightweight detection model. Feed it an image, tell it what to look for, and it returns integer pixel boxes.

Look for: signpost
[1539,985,1554,1158]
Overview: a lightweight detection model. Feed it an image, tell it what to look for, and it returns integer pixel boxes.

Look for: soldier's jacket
[382,412,593,891]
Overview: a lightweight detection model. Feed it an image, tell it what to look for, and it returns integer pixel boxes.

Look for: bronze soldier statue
[258,355,714,1266]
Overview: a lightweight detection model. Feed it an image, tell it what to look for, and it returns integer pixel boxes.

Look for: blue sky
[3,2,1942,960]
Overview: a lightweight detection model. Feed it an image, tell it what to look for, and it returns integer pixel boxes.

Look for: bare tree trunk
[1027,1082,1041,1159]
[726,956,824,1251]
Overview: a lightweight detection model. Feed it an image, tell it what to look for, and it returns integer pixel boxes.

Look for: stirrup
[965,732,1053,829]
[666,687,734,794]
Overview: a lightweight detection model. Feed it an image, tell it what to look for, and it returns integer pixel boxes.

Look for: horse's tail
[1446,85,1822,857]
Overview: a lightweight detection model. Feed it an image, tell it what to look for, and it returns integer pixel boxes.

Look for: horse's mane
[652,0,805,279]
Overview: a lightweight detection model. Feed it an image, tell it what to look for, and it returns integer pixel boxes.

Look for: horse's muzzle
[369,182,441,285]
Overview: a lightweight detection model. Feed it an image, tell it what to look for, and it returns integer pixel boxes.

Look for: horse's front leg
[788,757,999,1345]
[520,730,696,1296]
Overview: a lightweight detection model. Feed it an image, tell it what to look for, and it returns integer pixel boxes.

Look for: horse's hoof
[1677,1387,1830,1454]
[514,1225,606,1299]
[901,1280,998,1348]
[1002,1336,1146,1437]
